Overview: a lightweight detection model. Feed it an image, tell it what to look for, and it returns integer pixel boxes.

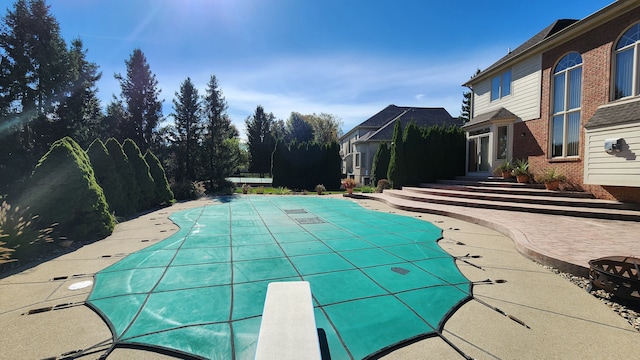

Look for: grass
[234,186,354,195]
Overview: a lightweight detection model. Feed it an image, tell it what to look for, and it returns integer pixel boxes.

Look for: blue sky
[34,0,613,137]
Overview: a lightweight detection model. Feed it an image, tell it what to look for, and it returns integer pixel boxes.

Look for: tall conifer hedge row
[87,139,127,216]
[272,141,341,190]
[105,138,139,215]
[144,150,174,206]
[18,137,115,242]
[123,139,156,210]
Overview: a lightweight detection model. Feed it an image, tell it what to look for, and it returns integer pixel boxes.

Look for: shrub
[87,139,126,216]
[105,138,139,215]
[0,201,57,262]
[360,186,376,193]
[171,181,205,200]
[315,184,326,194]
[377,179,391,193]
[255,186,265,194]
[123,139,155,210]
[144,150,174,206]
[17,137,114,243]
[241,183,252,194]
[274,187,292,195]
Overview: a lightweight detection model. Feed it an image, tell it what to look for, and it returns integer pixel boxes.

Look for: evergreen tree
[86,138,125,216]
[17,137,114,242]
[202,75,239,190]
[170,77,203,182]
[245,105,276,175]
[0,0,69,177]
[115,48,163,152]
[144,149,174,206]
[102,97,128,141]
[285,112,313,144]
[122,138,155,210]
[403,121,425,185]
[371,142,391,185]
[459,90,471,124]
[56,38,102,148]
[387,121,406,189]
[105,138,139,215]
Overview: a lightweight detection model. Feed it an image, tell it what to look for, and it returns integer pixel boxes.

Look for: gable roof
[463,107,518,129]
[344,105,460,142]
[464,1,639,87]
[465,19,578,86]
[585,98,640,129]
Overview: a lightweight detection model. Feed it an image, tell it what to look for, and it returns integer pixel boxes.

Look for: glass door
[467,134,491,174]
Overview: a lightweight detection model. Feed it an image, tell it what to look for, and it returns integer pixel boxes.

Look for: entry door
[467,135,490,174]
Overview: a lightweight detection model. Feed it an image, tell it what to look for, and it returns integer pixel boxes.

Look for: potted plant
[494,160,513,179]
[376,179,391,193]
[511,159,530,183]
[315,184,326,195]
[341,178,357,195]
[241,183,251,194]
[536,168,566,191]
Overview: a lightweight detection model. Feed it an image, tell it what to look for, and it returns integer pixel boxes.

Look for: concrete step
[384,189,640,222]
[436,178,547,189]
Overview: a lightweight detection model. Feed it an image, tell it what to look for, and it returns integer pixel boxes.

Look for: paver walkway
[359,192,640,276]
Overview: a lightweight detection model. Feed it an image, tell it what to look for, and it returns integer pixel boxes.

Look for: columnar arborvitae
[18,137,114,242]
[105,138,139,215]
[122,138,155,210]
[144,150,174,206]
[403,121,425,186]
[86,138,126,216]
[387,121,406,189]
[371,142,391,185]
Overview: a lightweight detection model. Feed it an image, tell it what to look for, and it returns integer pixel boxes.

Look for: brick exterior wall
[514,6,640,203]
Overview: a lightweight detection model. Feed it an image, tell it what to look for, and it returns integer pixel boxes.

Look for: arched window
[614,23,640,99]
[551,52,582,158]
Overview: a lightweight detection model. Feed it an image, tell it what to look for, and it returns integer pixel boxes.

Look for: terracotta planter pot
[516,174,529,183]
[501,171,512,179]
[347,188,353,195]
[544,180,560,191]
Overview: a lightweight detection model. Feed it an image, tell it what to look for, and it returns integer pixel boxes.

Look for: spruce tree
[144,150,174,206]
[87,138,126,216]
[170,77,203,182]
[105,138,139,215]
[123,138,155,210]
[17,137,114,242]
[245,105,276,175]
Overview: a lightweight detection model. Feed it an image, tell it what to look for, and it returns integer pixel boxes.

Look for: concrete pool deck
[1,195,639,359]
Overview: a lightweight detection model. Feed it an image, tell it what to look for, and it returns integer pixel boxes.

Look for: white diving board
[254,281,321,360]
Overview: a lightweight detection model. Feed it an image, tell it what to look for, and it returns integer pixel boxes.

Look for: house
[463,0,640,203]
[340,105,459,185]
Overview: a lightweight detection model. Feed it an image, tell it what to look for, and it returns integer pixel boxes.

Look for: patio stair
[368,177,640,222]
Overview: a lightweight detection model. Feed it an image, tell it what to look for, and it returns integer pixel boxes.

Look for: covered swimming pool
[87,196,471,359]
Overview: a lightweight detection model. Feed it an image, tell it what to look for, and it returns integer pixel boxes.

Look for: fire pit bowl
[588,256,640,301]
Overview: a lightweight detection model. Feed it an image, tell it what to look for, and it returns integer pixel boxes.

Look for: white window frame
[613,22,640,100]
[490,69,512,101]
[551,52,582,158]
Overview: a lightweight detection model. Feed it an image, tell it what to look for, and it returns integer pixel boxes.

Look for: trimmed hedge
[106,138,139,215]
[87,139,127,216]
[123,139,155,210]
[272,141,341,190]
[144,150,174,206]
[17,137,114,242]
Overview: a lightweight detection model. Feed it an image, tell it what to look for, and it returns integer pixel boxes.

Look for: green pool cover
[87,196,471,359]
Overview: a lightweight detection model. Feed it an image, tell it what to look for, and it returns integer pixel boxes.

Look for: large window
[491,69,512,101]
[551,52,582,158]
[614,23,640,100]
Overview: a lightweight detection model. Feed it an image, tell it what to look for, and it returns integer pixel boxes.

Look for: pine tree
[115,48,163,152]
[123,138,155,210]
[144,150,174,206]
[17,137,114,242]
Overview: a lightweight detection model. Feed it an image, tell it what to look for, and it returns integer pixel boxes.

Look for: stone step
[383,189,640,222]
[436,178,547,189]
[419,183,595,199]
[405,186,639,211]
